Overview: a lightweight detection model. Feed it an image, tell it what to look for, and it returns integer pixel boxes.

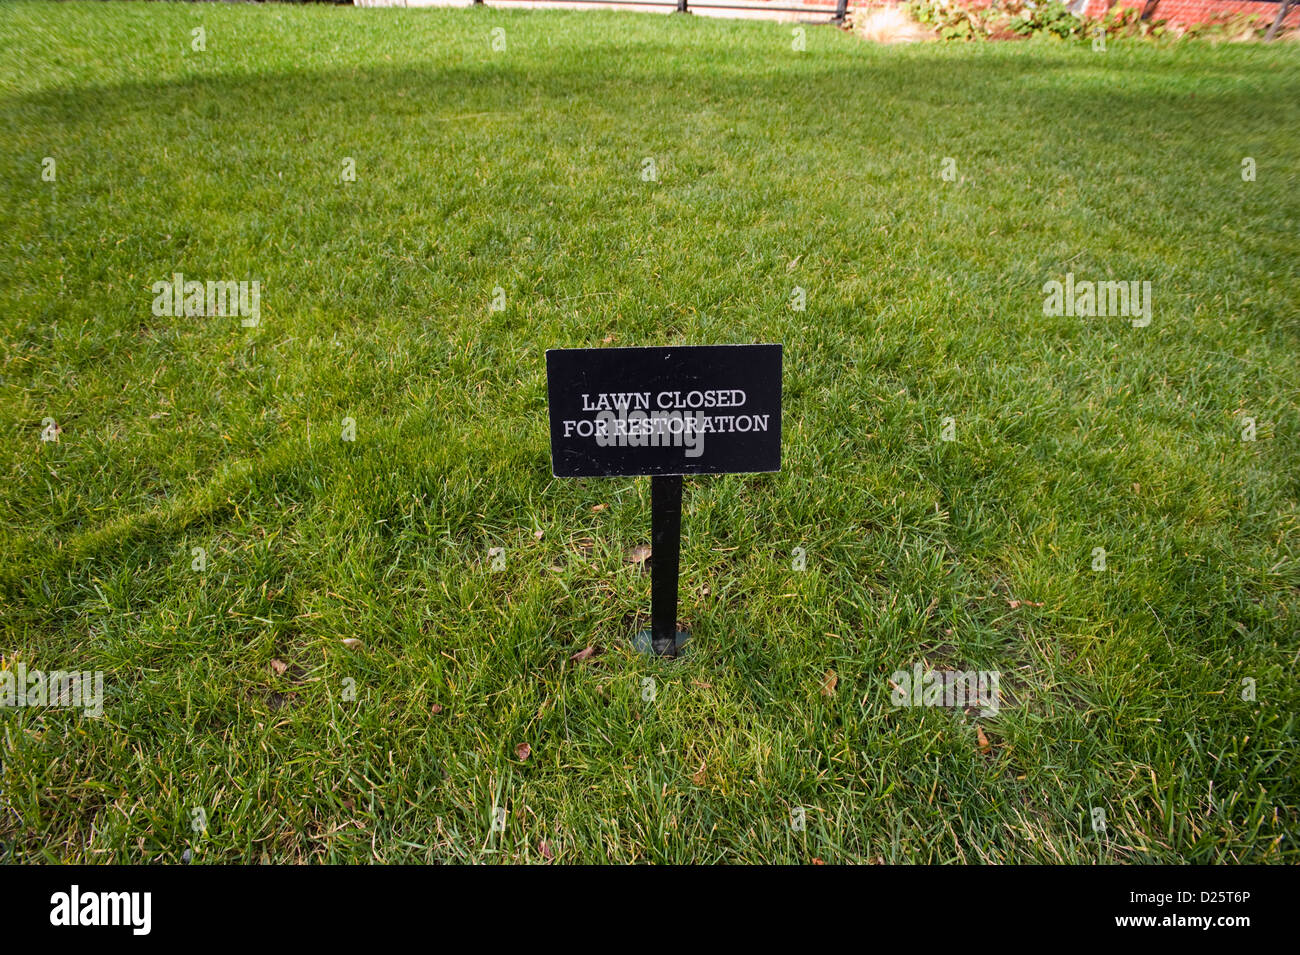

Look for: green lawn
[1,0,1297,864]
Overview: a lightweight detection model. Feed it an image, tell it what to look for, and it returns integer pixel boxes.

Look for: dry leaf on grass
[341,638,362,650]
[270,659,287,676]
[533,530,544,540]
[590,504,607,513]
[976,725,992,754]
[430,704,443,715]
[515,743,531,762]
[821,670,838,697]
[570,647,596,663]
[692,760,707,785]
[539,839,554,861]
[625,544,652,566]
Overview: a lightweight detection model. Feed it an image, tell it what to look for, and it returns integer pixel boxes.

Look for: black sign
[546,344,782,478]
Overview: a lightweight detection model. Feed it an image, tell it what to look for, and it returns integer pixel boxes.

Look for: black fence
[469,0,849,22]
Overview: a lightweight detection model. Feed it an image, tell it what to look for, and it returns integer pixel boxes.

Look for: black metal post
[833,0,847,23]
[650,474,683,656]
[677,0,689,13]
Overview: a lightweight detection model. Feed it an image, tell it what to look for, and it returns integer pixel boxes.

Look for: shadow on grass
[4,47,1298,603]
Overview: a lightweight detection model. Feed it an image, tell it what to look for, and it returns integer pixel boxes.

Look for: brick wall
[1079,0,1300,26]
[833,0,1299,28]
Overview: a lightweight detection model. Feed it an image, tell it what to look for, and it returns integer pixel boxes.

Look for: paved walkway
[353,0,843,23]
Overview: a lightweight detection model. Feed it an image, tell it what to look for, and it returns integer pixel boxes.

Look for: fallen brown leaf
[976,725,991,754]
[270,659,287,676]
[590,504,607,513]
[539,839,554,861]
[1007,599,1044,609]
[570,647,596,663]
[821,670,838,697]
[625,544,652,566]
[692,760,707,785]
[430,704,443,715]
[515,743,531,762]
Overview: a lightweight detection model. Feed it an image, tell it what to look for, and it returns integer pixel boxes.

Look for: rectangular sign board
[546,344,781,478]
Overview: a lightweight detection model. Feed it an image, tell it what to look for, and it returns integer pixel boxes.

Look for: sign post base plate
[632,629,690,657]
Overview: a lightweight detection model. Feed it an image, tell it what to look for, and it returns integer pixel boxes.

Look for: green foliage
[1181,12,1269,41]
[908,0,1086,42]
[906,0,1289,46]
[1009,0,1084,39]
[907,0,987,41]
